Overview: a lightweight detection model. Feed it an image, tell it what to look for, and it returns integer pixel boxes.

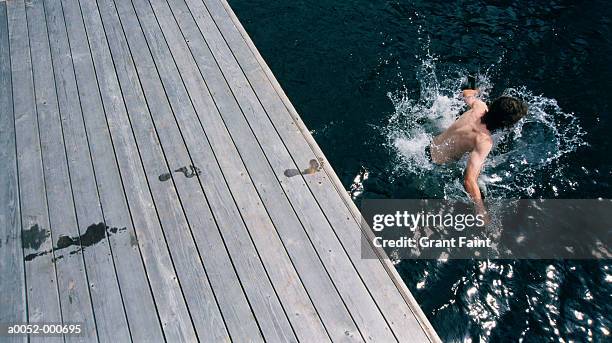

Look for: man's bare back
[425,89,527,208]
[430,92,492,164]
[428,89,493,204]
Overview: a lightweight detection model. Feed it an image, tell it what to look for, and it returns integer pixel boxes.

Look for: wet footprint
[284,159,322,178]
[302,159,321,175]
[158,172,172,182]
[158,164,201,181]
[24,223,127,262]
[284,168,300,177]
[175,165,201,178]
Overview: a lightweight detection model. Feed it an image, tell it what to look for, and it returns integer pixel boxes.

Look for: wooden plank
[81,0,230,340]
[208,0,439,341]
[45,1,130,341]
[44,1,119,340]
[211,0,429,340]
[179,1,400,342]
[24,1,97,340]
[112,0,269,340]
[6,2,63,339]
[156,1,330,341]
[0,2,27,341]
[45,0,193,339]
[1,0,437,341]
[71,1,188,341]
[126,0,300,341]
[150,1,336,342]
[163,1,366,342]
[109,0,259,340]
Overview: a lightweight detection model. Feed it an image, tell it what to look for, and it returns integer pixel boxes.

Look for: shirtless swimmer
[426,86,528,210]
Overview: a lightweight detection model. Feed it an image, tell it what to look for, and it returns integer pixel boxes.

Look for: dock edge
[218,1,442,341]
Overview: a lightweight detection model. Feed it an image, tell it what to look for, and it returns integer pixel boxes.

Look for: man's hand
[463,90,488,115]
[463,89,480,108]
[463,89,478,97]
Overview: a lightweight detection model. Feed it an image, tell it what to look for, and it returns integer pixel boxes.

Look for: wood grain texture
[24,1,96,340]
[2,0,438,341]
[127,0,295,340]
[0,2,26,341]
[94,0,229,340]
[167,0,370,341]
[58,0,140,339]
[148,0,336,341]
[202,0,439,341]
[7,3,62,341]
[187,0,400,341]
[73,0,196,340]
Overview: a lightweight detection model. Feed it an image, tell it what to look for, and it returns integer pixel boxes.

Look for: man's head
[482,96,528,131]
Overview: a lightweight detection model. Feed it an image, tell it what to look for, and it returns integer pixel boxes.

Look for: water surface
[231,1,611,341]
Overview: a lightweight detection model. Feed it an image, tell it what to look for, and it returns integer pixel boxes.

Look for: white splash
[382,54,586,199]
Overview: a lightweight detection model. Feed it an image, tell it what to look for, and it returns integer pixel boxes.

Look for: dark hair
[482,96,528,131]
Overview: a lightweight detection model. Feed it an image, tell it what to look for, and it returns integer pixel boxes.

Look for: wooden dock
[0,0,439,341]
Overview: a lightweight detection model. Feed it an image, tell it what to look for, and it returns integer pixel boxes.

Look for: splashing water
[383,55,586,199]
[384,55,602,343]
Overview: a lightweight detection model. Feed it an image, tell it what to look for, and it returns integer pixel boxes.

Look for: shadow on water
[23,223,127,262]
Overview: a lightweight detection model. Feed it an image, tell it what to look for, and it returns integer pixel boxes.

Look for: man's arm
[464,135,493,207]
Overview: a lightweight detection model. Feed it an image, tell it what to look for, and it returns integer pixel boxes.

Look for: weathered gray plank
[2,0,437,341]
[45,1,130,341]
[215,0,440,341]
[295,169,434,340]
[113,0,268,340]
[164,1,367,342]
[213,0,427,340]
[181,0,400,342]
[207,0,436,341]
[46,0,192,339]
[118,3,280,340]
[7,1,62,338]
[150,1,335,342]
[0,2,27,341]
[140,2,334,340]
[72,1,182,341]
[24,1,97,340]
[82,0,230,340]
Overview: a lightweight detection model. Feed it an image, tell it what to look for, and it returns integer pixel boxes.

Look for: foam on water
[383,55,586,199]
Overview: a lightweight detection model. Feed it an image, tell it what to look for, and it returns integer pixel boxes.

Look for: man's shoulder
[474,132,493,151]
[475,131,493,142]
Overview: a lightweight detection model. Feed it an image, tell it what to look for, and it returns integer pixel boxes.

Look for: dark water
[230,0,611,341]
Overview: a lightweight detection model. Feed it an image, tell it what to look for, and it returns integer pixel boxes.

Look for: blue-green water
[230,0,611,341]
